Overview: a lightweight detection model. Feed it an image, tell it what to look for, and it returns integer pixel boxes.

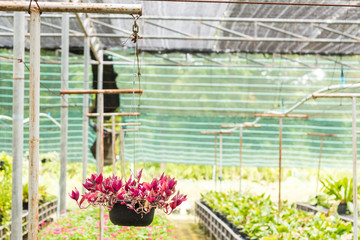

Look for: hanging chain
[131,15,142,93]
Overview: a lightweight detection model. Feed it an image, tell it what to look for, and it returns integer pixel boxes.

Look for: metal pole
[119,126,125,177]
[11,10,24,240]
[219,133,223,192]
[278,118,283,214]
[59,11,69,215]
[0,1,142,14]
[28,8,41,240]
[352,97,358,240]
[315,136,324,195]
[95,50,104,240]
[112,115,116,175]
[239,126,243,194]
[82,35,89,193]
[213,134,217,191]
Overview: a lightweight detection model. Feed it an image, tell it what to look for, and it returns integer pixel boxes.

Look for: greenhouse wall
[0,49,358,168]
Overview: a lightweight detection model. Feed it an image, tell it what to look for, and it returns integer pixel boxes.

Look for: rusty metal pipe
[0,1,142,15]
[28,8,40,240]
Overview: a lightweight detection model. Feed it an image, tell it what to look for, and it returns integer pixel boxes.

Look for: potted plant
[69,169,187,226]
[320,176,358,215]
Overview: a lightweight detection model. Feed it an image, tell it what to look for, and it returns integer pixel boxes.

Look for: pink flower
[104,226,109,231]
[166,229,172,232]
[40,222,46,226]
[69,188,80,201]
[62,237,68,239]
[110,233,118,237]
[53,228,61,234]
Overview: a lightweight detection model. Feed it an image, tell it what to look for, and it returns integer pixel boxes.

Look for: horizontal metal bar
[308,132,337,137]
[3,13,360,24]
[254,113,309,118]
[60,89,142,94]
[0,1,142,14]
[87,112,140,117]
[313,93,360,98]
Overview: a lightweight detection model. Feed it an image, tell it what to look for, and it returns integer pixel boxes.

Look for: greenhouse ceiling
[1,0,360,54]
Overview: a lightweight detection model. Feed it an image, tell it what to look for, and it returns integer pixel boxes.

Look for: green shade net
[0,50,96,163]
[0,49,359,168]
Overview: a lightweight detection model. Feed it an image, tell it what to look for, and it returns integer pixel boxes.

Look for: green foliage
[0,152,12,225]
[39,207,176,239]
[201,191,356,239]
[308,194,331,209]
[320,176,358,204]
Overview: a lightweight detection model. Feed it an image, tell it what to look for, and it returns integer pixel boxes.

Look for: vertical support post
[112,116,116,175]
[239,126,243,194]
[219,133,223,192]
[213,134,217,191]
[95,50,104,240]
[352,97,358,240]
[278,118,283,214]
[60,11,69,215]
[96,50,104,173]
[28,8,41,240]
[11,10,25,240]
[82,36,89,192]
[119,126,125,177]
[315,136,324,195]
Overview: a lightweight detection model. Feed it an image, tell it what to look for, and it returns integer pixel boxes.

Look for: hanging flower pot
[69,168,187,227]
[337,202,349,215]
[109,202,155,226]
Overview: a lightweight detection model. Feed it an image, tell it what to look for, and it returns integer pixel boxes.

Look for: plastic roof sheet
[1,0,360,54]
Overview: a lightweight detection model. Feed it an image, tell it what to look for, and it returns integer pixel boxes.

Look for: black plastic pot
[109,202,155,226]
[337,202,348,215]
